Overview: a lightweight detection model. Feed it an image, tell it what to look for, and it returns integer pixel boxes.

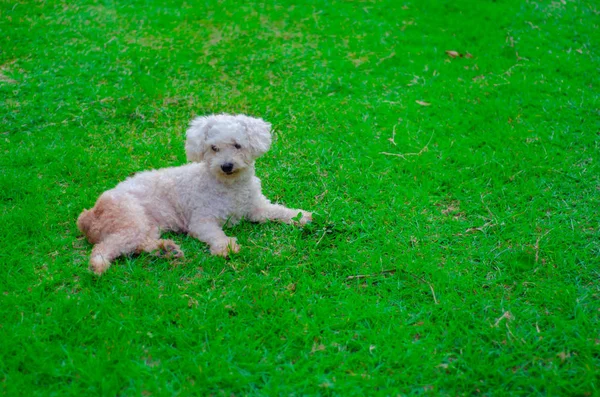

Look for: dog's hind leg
[155,239,184,258]
[137,235,184,259]
[90,232,146,275]
[83,193,157,275]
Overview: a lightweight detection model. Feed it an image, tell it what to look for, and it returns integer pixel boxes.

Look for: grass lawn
[1,0,598,395]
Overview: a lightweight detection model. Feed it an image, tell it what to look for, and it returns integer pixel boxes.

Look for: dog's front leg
[188,219,240,257]
[249,199,312,226]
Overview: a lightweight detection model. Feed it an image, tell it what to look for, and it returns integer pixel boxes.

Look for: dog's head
[185,114,272,179]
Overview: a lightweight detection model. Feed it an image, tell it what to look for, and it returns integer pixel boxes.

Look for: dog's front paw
[294,210,313,226]
[210,237,240,258]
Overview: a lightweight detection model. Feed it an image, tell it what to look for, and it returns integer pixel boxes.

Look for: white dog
[77,114,312,275]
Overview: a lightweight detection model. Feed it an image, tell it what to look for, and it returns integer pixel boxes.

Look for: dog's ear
[185,116,214,162]
[236,115,272,158]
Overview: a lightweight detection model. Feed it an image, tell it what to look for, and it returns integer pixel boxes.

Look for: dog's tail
[77,208,97,239]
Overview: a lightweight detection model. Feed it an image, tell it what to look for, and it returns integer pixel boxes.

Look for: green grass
[1,0,598,395]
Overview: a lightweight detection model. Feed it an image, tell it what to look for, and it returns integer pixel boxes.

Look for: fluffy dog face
[185,114,272,179]
[203,121,253,178]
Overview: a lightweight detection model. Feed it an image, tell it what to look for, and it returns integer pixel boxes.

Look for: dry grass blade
[0,60,18,84]
[493,311,514,327]
[400,269,439,304]
[381,131,434,159]
[346,269,397,280]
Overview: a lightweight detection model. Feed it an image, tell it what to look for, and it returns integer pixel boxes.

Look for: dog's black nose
[221,163,234,173]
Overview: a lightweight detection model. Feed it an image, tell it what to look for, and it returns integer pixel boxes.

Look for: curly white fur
[77,114,312,275]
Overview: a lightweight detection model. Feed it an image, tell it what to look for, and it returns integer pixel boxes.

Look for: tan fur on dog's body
[78,114,312,275]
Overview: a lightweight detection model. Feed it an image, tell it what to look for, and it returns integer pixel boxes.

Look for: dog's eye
[211,145,219,152]
[234,143,241,149]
